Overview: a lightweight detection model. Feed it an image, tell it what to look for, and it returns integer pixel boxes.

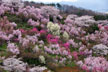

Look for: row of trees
[24,1,108,18]
[94,15,108,21]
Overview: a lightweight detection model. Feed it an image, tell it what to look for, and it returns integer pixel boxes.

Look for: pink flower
[14,38,19,42]
[104,26,108,30]
[90,34,96,40]
[7,43,20,54]
[68,39,78,47]
[28,18,40,27]
[58,15,63,19]
[47,34,53,40]
[93,67,104,72]
[82,64,89,72]
[98,24,105,31]
[40,24,45,28]
[79,51,85,55]
[98,24,102,29]
[50,38,58,44]
[63,42,70,49]
[47,34,59,44]
[31,28,38,33]
[41,18,49,24]
[72,51,78,60]
[19,29,25,33]
[40,30,46,34]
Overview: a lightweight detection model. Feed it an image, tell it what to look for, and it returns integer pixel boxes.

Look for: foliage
[94,15,108,21]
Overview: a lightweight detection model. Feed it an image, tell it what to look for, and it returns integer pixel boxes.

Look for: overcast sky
[24,0,78,3]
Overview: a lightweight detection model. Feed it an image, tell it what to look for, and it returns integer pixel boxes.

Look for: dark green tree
[56,3,62,10]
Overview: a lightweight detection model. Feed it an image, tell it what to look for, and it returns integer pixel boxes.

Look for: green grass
[0,68,8,72]
[4,12,33,29]
[66,61,77,67]
[22,57,45,66]
[0,43,7,51]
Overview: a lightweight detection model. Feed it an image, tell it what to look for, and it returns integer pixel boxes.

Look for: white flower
[92,44,108,55]
[47,22,60,36]
[63,31,69,40]
[33,45,39,53]
[39,55,46,64]
[30,66,47,72]
[7,43,20,54]
[77,61,83,67]
[41,6,60,16]
[3,57,27,72]
[79,57,108,71]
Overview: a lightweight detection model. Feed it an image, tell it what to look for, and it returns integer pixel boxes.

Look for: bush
[94,15,108,21]
[85,24,99,34]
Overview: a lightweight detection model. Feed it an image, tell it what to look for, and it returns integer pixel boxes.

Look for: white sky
[24,0,78,3]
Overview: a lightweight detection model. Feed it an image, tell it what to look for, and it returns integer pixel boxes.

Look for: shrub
[94,15,108,21]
